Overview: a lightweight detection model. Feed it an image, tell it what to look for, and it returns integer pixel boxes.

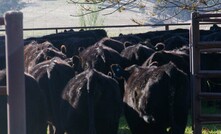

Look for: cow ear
[124,41,133,48]
[60,45,67,54]
[72,55,81,66]
[110,64,124,79]
[72,55,84,72]
[155,42,165,51]
[46,56,51,61]
[78,47,85,54]
[107,71,113,77]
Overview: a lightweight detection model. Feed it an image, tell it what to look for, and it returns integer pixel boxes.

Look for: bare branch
[156,8,185,23]
[102,0,136,15]
[68,0,104,5]
[68,0,221,23]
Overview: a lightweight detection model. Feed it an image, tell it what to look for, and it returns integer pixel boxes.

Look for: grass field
[118,104,221,134]
[118,116,221,134]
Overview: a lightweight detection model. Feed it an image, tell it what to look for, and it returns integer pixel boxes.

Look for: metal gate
[0,11,26,134]
[190,12,221,134]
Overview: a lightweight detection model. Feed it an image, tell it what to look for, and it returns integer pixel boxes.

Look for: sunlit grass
[118,104,221,134]
[118,116,131,134]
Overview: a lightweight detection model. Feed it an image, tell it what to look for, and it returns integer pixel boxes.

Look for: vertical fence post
[4,11,26,134]
[190,12,202,134]
[0,17,4,25]
[0,17,4,81]
[165,24,169,30]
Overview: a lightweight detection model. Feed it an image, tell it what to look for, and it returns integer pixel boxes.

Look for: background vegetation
[69,0,221,24]
[77,1,104,28]
[118,104,221,134]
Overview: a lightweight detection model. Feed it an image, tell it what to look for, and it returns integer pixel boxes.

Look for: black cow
[135,29,189,42]
[0,70,47,134]
[60,68,122,134]
[24,41,66,73]
[142,46,189,75]
[163,35,188,50]
[142,47,191,109]
[77,42,131,75]
[200,52,221,107]
[59,37,98,58]
[200,28,221,97]
[41,29,107,42]
[98,37,125,53]
[29,57,75,134]
[209,24,221,32]
[134,29,189,47]
[112,34,143,45]
[111,62,189,134]
[24,29,107,47]
[120,43,155,65]
[201,31,221,42]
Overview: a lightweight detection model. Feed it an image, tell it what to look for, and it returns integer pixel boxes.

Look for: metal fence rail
[190,12,221,134]
[0,17,4,25]
[3,23,190,33]
[0,22,219,34]
[0,17,5,97]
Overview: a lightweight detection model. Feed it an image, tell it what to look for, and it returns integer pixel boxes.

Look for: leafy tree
[68,0,221,23]
[76,1,104,28]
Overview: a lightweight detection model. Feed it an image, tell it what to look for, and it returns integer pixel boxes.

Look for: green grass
[118,105,221,134]
[118,116,131,134]
[118,116,221,134]
[186,104,221,134]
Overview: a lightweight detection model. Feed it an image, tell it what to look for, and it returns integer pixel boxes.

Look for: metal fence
[190,12,221,134]
[0,11,26,134]
[3,23,189,33]
[0,22,216,38]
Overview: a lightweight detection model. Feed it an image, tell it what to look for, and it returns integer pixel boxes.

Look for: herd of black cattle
[0,24,221,134]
